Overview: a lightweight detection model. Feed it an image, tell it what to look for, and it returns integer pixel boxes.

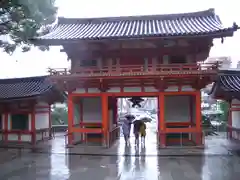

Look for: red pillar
[158,93,166,147]
[48,105,52,138]
[101,94,109,147]
[67,92,74,145]
[228,101,232,139]
[31,105,36,145]
[79,99,84,142]
[4,112,8,142]
[195,91,202,145]
[113,97,118,125]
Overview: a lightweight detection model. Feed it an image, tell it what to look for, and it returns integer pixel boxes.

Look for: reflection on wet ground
[1,149,240,180]
[1,128,240,179]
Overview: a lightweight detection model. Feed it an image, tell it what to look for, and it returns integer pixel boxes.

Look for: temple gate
[33,9,238,148]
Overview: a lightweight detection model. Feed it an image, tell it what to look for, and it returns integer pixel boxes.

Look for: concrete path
[1,127,240,179]
[0,144,240,180]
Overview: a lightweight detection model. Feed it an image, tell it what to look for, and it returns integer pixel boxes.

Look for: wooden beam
[66,46,210,59]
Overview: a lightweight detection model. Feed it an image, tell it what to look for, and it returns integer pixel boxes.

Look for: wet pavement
[1,127,240,179]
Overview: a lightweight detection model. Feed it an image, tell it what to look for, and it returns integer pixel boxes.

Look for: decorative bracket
[155,78,166,92]
[99,79,109,92]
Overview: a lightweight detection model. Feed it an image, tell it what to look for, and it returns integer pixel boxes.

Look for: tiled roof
[210,70,240,99]
[0,76,58,101]
[35,9,238,43]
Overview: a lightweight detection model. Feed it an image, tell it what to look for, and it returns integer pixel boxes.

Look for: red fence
[48,62,219,77]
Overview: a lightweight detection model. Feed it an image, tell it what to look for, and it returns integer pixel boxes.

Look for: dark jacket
[133,121,142,134]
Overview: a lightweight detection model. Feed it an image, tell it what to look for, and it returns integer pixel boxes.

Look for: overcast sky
[0,0,239,78]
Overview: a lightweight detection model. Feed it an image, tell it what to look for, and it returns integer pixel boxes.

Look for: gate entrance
[118,96,158,147]
[35,9,238,148]
[65,91,203,148]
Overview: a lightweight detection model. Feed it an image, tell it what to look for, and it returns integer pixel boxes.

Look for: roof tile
[218,71,240,92]
[36,9,238,42]
[0,76,54,100]
[210,70,240,99]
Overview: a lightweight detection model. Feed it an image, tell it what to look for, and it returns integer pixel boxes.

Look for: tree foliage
[0,0,57,54]
[219,100,229,122]
[51,105,68,125]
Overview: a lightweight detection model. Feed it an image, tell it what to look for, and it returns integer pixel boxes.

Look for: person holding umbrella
[122,114,135,145]
[139,121,146,144]
[133,116,151,145]
[133,120,141,145]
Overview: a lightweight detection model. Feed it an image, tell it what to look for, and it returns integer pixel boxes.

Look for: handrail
[48,62,219,77]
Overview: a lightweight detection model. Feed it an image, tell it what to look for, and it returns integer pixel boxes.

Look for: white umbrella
[133,115,152,123]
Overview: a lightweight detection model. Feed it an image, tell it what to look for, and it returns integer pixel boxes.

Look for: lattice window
[11,114,28,130]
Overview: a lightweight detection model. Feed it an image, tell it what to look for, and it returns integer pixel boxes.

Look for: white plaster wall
[79,95,194,124]
[21,135,32,142]
[72,97,102,143]
[72,103,81,143]
[35,102,50,141]
[7,134,32,142]
[82,97,102,123]
[35,113,49,130]
[73,103,80,125]
[231,99,240,139]
[164,95,191,122]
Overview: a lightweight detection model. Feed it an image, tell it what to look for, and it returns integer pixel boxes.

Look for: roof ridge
[58,8,216,24]
[0,75,49,84]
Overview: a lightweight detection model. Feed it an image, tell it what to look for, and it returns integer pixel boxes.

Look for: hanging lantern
[128,97,144,108]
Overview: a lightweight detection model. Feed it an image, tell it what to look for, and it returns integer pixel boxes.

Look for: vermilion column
[79,99,84,142]
[113,97,118,125]
[158,93,166,147]
[101,94,109,147]
[31,106,36,145]
[48,105,52,138]
[67,92,74,145]
[4,112,8,142]
[195,91,202,145]
[228,101,232,139]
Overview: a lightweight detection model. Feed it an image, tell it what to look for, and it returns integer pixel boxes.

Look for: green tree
[0,0,57,54]
[51,105,68,125]
[219,100,229,122]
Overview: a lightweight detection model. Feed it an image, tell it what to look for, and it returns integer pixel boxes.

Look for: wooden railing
[48,62,219,77]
